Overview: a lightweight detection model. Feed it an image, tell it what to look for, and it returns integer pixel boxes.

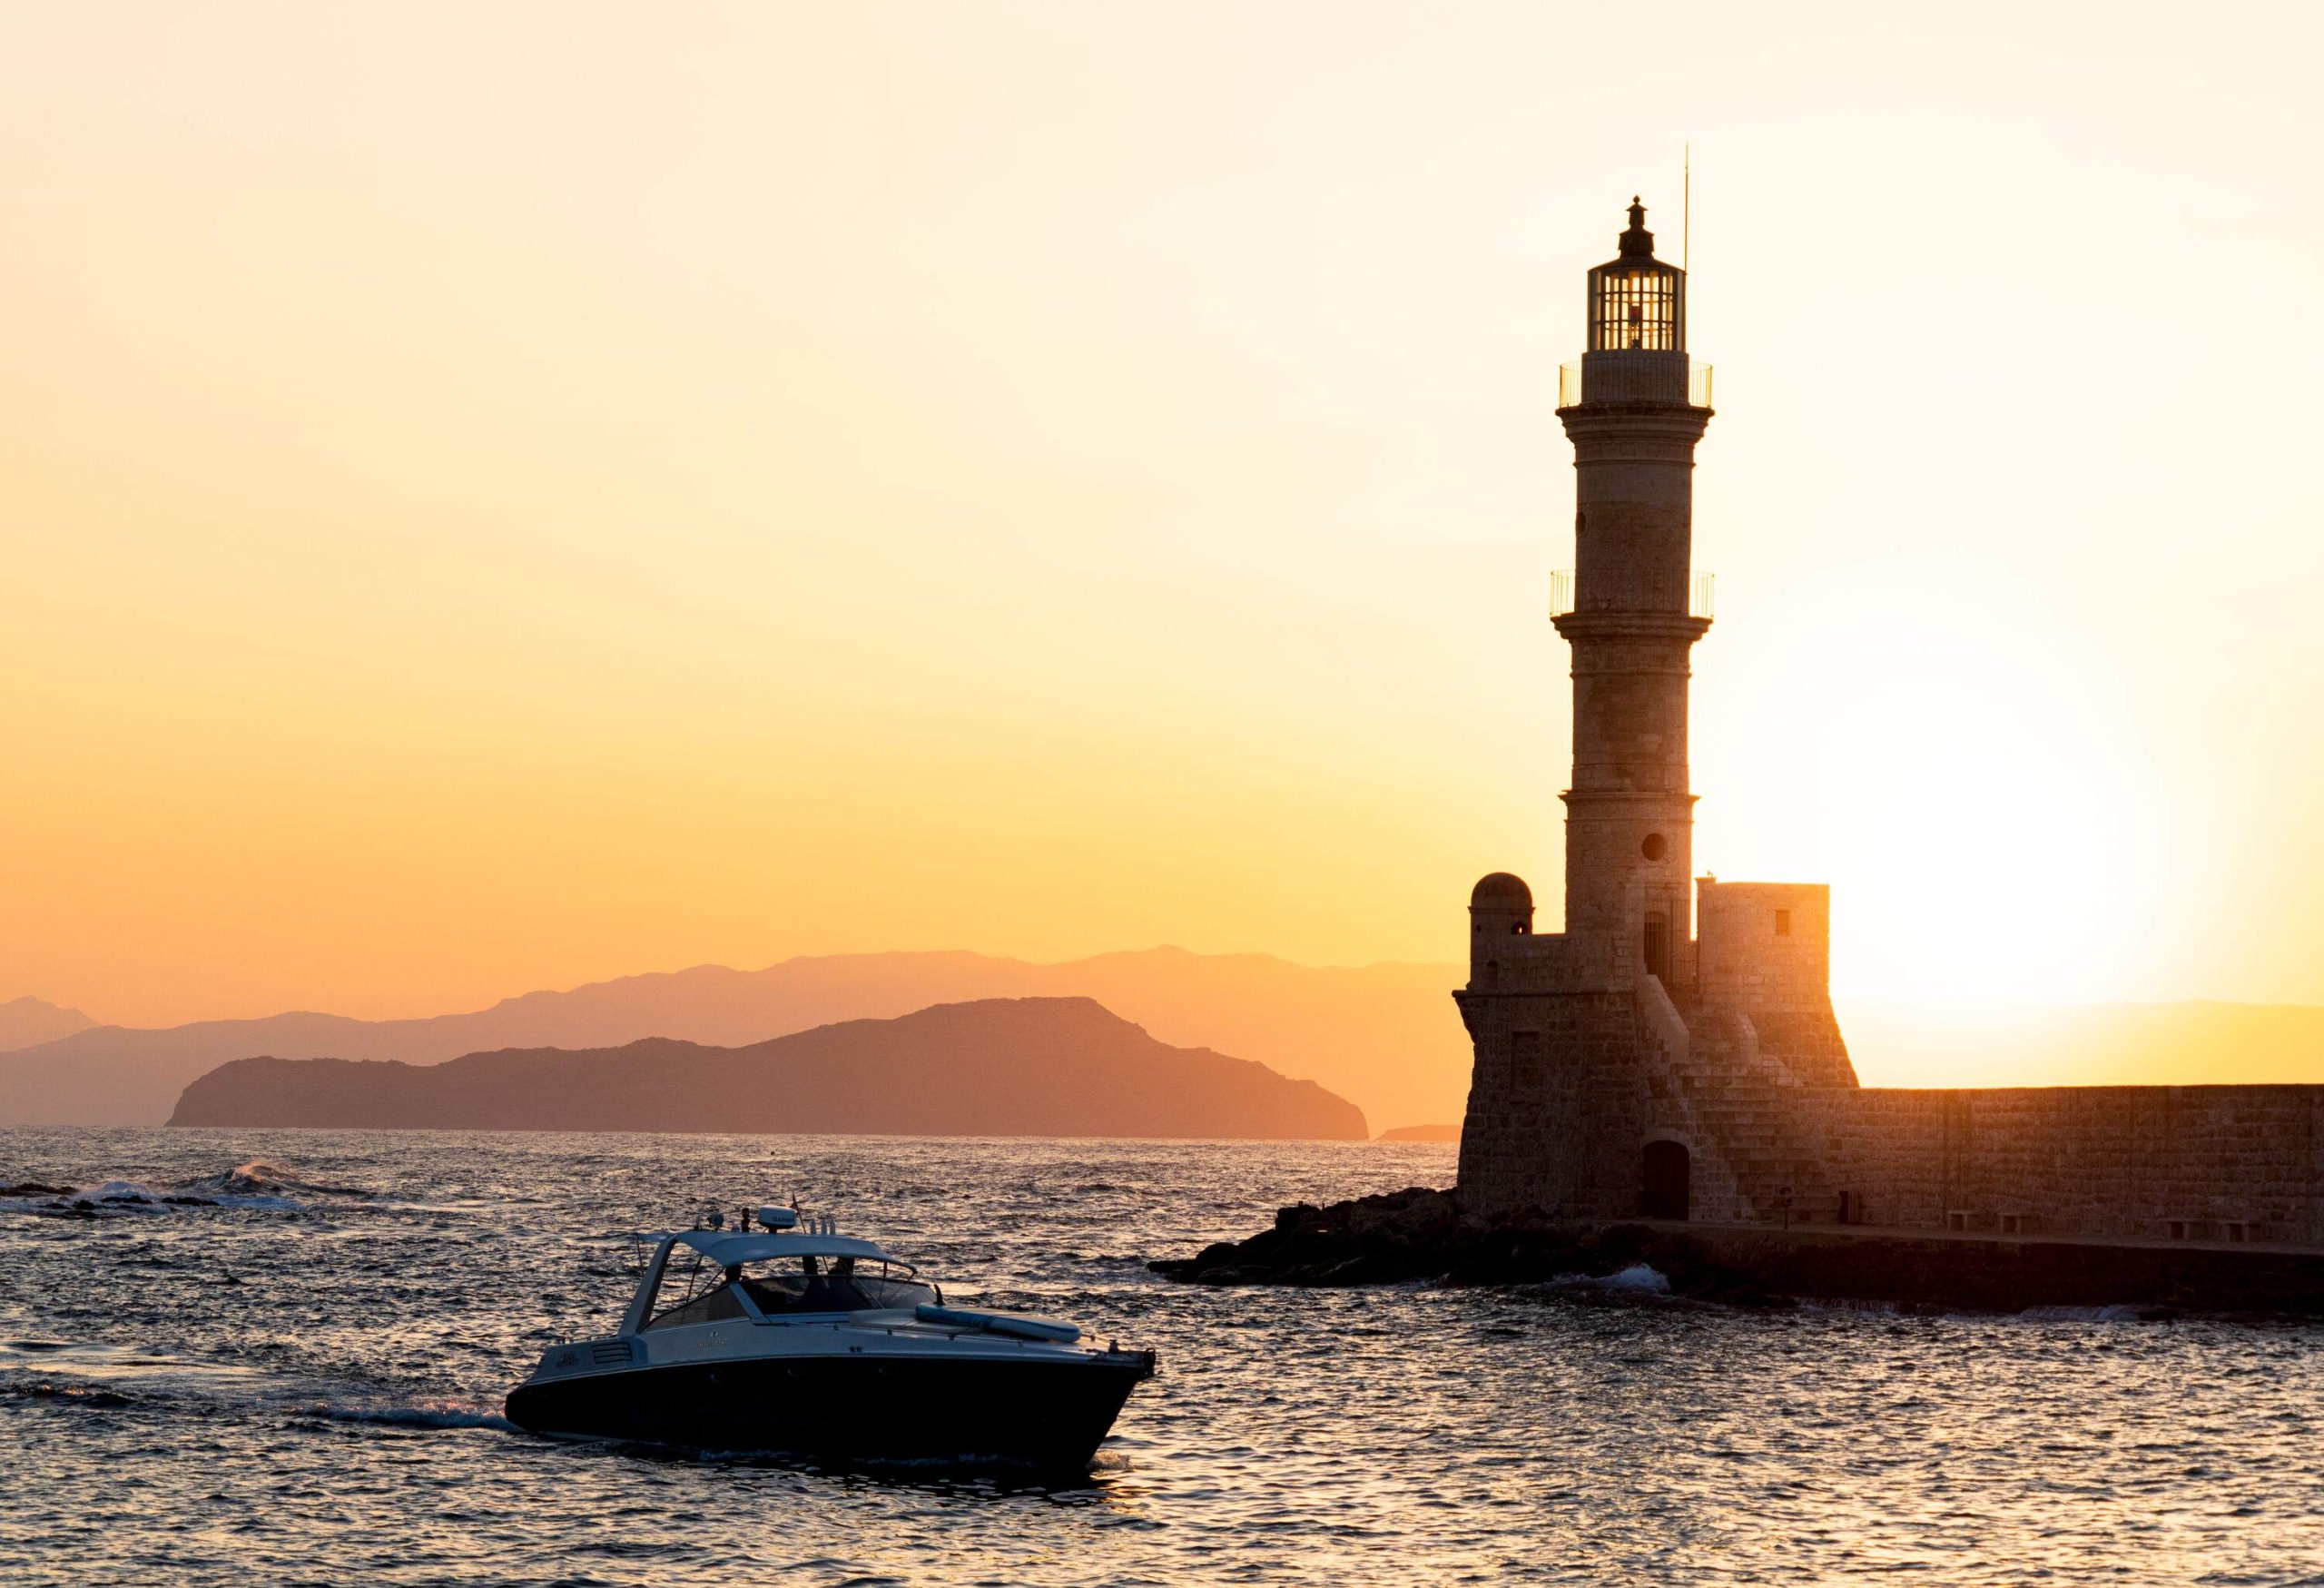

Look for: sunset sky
[5,3,2320,1029]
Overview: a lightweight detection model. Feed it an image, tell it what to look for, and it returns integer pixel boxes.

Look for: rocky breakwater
[1151,1187,2324,1317]
[1149,1187,1776,1302]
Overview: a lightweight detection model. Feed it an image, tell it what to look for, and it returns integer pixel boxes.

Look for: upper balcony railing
[1549,570,1715,620]
[1558,357,1714,410]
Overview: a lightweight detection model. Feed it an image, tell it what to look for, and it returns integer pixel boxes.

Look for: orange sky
[4,3,2320,1028]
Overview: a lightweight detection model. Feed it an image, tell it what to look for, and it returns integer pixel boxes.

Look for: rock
[1149,1189,1770,1301]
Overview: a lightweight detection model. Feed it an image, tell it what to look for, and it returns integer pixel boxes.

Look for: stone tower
[1442,200,2321,1249]
[1555,198,1710,976]
[1455,199,1855,1224]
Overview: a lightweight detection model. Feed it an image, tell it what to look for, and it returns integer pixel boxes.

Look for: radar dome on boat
[755,1206,800,1230]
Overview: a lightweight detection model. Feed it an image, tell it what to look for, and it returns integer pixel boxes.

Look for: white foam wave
[1550,1263,1671,1295]
[308,1397,517,1433]
[178,1159,370,1202]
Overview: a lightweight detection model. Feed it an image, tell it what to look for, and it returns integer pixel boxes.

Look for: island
[165,996,1368,1139]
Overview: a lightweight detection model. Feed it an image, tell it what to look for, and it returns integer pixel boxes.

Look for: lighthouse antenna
[1682,143,1690,272]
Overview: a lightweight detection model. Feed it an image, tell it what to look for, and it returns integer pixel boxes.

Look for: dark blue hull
[506,1350,1154,1470]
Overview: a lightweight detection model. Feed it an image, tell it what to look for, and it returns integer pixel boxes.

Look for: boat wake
[2,1338,517,1440]
[304,1397,518,1434]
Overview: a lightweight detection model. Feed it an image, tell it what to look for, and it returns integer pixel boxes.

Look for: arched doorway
[1642,1139,1690,1220]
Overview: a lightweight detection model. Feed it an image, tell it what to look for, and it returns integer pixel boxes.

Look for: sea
[2,1129,2319,1587]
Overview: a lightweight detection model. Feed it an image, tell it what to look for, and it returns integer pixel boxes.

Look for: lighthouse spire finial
[1620,197,1655,259]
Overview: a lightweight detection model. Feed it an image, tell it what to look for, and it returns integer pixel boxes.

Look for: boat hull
[505,1351,1152,1470]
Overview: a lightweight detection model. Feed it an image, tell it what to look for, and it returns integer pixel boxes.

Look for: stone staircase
[1626,975,1863,1225]
[1630,977,1749,1222]
[1682,1013,1806,1222]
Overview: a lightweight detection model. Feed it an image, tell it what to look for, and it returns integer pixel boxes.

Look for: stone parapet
[1462,929,1630,997]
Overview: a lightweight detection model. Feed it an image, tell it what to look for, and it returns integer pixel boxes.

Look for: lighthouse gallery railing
[1558,359,1714,409]
[1548,570,1715,621]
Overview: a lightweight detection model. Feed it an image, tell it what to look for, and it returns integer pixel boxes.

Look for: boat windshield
[645,1251,939,1330]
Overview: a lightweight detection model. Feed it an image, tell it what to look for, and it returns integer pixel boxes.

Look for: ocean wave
[1549,1263,1671,1295]
[177,1159,375,1201]
[304,1397,518,1433]
[0,1179,231,1218]
[4,1380,133,1409]
[1797,1297,1908,1316]
[81,1178,295,1213]
[1,1159,386,1218]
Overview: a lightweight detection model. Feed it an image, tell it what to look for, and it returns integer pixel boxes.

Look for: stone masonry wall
[1796,1084,2324,1246]
[1456,986,1653,1218]
[1456,901,2321,1246]
[1464,1059,2324,1244]
[1457,925,1661,1219]
[1698,880,1831,1011]
[1696,879,1856,1088]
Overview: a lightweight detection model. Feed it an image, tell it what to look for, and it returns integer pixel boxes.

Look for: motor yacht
[505,1205,1156,1469]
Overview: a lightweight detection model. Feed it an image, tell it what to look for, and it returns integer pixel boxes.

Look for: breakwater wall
[1150,1187,2324,1315]
[1667,1221,2324,1315]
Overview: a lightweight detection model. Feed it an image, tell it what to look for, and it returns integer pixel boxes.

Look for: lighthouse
[1439,199,2319,1249]
[1553,198,1713,981]
[1454,198,1853,1223]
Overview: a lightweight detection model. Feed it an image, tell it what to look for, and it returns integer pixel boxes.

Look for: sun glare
[1699,557,2162,1007]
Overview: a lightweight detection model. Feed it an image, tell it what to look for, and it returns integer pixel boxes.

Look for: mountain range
[0,996,96,1053]
[166,997,1369,1139]
[1,949,1466,1129]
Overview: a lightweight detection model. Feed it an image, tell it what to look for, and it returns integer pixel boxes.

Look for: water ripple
[1,1127,2319,1585]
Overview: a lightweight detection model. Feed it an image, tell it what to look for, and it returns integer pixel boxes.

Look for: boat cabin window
[741,1257,935,1317]
[645,1249,937,1330]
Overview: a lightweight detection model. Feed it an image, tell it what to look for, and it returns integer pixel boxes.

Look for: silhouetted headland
[165,996,1368,1139]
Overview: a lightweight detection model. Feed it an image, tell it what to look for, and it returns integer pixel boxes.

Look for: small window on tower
[1775,909,1792,936]
[1640,833,1667,862]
